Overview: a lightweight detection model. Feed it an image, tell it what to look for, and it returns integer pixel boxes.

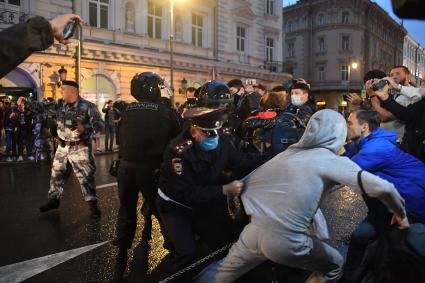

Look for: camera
[371,79,389,91]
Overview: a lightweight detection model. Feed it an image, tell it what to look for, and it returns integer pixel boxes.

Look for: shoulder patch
[171,158,183,175]
[174,139,193,155]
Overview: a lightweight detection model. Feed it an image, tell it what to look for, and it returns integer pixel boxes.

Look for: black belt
[57,138,89,147]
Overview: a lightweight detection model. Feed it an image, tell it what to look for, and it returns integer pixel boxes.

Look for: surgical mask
[291,95,304,106]
[199,136,219,151]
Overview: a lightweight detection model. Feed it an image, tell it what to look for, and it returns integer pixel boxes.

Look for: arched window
[81,75,116,115]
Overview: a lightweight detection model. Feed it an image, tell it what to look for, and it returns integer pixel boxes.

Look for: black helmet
[196,80,233,108]
[130,72,164,102]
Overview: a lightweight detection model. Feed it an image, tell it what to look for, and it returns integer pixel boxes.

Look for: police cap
[184,107,227,136]
[62,80,79,89]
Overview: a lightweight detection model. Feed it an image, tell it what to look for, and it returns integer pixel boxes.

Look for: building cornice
[37,41,290,82]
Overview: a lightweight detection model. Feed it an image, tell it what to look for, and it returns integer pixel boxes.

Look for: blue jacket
[344,128,425,223]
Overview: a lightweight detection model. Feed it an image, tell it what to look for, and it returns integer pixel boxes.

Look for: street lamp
[170,0,186,105]
[181,77,188,93]
[58,65,67,82]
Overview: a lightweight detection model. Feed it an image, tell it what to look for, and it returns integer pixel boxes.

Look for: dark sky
[283,0,425,46]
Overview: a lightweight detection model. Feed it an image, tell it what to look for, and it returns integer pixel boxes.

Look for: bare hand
[49,14,83,44]
[72,122,85,136]
[365,79,379,90]
[373,83,390,101]
[391,215,410,230]
[346,93,362,105]
[382,77,398,89]
[223,180,244,196]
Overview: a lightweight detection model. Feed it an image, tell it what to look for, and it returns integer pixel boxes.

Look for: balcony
[0,8,29,26]
[238,54,250,64]
[264,61,284,73]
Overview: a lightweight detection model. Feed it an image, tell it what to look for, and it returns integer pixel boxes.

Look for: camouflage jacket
[55,97,104,142]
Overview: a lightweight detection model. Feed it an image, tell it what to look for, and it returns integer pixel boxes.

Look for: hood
[291,109,347,154]
[360,128,398,147]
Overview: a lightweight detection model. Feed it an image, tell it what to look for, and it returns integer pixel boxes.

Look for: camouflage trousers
[48,143,97,202]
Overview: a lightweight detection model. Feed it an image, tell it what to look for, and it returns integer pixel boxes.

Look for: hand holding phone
[63,18,79,40]
[49,14,82,44]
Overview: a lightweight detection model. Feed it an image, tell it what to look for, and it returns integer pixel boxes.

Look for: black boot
[89,200,101,219]
[39,199,60,212]
[112,247,128,282]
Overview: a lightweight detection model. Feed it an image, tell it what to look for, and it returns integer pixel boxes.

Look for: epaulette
[174,139,193,154]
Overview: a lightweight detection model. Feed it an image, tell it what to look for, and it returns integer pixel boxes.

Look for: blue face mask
[199,136,219,151]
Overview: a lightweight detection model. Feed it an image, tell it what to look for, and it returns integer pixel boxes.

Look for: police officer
[285,81,316,125]
[156,107,258,282]
[112,72,181,279]
[196,80,241,142]
[39,80,104,218]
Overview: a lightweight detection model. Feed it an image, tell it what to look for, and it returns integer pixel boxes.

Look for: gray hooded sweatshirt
[241,109,406,236]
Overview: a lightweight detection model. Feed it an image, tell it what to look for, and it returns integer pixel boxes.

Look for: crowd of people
[1,12,425,283]
[0,96,126,162]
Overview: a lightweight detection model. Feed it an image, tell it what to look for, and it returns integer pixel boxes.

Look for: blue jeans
[5,130,16,158]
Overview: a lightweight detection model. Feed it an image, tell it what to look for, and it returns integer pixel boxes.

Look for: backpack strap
[280,111,307,128]
[357,170,368,196]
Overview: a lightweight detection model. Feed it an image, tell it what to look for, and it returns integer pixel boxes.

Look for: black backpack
[241,111,306,159]
[267,112,306,156]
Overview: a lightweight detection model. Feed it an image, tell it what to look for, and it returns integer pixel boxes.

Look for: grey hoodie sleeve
[322,156,406,219]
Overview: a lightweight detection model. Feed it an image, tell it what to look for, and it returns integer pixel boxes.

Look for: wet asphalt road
[0,153,368,283]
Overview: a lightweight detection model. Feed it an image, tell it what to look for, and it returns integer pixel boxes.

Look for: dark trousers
[17,127,33,156]
[156,197,236,282]
[115,161,162,249]
[344,199,399,281]
[5,130,16,157]
[105,124,115,150]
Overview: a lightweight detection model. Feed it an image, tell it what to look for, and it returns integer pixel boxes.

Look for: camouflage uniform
[48,97,103,201]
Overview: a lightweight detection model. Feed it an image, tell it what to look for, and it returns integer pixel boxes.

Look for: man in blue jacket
[343,109,425,281]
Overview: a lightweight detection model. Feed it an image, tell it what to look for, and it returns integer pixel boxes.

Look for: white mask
[291,95,304,106]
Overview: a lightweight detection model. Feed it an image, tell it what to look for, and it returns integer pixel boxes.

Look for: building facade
[282,0,406,110]
[0,0,290,110]
[403,34,425,85]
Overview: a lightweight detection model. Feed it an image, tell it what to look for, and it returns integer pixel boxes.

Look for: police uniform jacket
[119,100,181,164]
[159,132,257,210]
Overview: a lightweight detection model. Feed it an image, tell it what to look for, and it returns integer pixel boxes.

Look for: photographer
[383,76,425,101]
[371,79,425,162]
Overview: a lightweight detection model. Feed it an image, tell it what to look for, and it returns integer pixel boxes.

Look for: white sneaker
[17,155,23,162]
[28,156,35,161]
[40,154,45,160]
[6,157,12,162]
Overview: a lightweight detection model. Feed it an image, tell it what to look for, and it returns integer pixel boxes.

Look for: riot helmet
[130,72,165,102]
[196,80,233,108]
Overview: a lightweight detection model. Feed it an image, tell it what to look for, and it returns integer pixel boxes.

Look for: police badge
[171,158,183,175]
